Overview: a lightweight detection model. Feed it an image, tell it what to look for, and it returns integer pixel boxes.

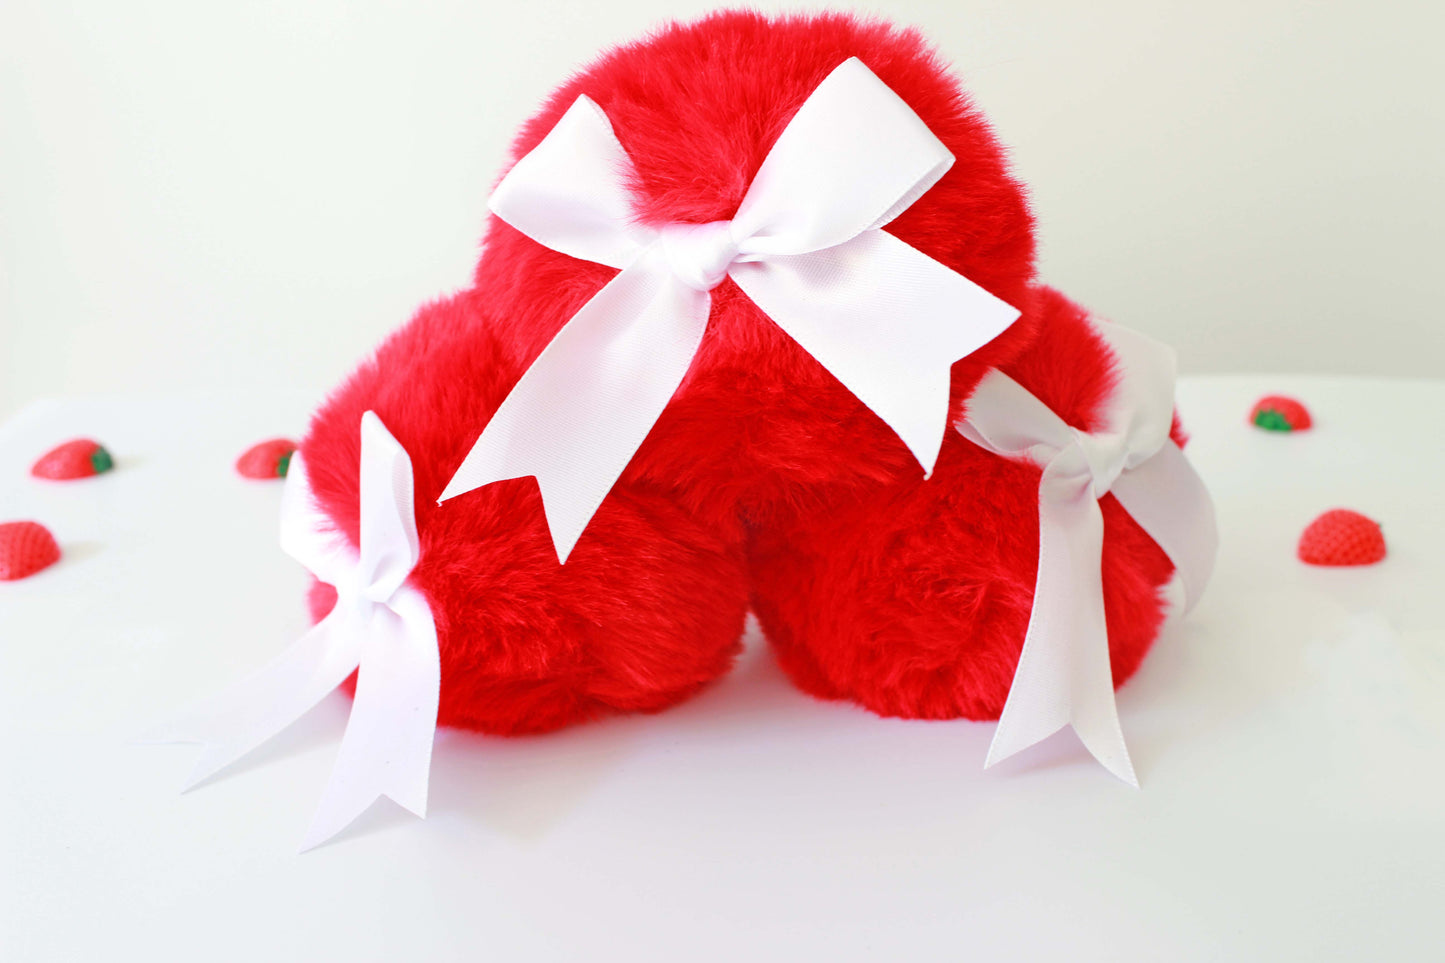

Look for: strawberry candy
[1250,395,1312,432]
[0,521,62,581]
[31,439,114,480]
[236,439,297,479]
[1298,509,1386,566]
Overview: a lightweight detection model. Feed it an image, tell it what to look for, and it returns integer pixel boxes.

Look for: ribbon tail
[438,257,710,563]
[985,466,1137,786]
[1111,441,1219,614]
[141,614,363,791]
[299,588,441,852]
[734,230,1019,477]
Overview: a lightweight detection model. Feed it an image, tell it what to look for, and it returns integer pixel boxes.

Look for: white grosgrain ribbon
[438,57,1021,562]
[956,322,1217,785]
[146,412,441,851]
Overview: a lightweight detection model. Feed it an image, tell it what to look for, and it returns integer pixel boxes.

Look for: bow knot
[1066,427,1135,498]
[439,57,1022,562]
[658,220,743,291]
[349,576,400,618]
[148,412,442,851]
[957,321,1218,785]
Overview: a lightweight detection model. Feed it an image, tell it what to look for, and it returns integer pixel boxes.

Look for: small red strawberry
[1250,395,1312,432]
[236,438,297,479]
[0,521,62,581]
[1298,509,1386,566]
[30,439,115,480]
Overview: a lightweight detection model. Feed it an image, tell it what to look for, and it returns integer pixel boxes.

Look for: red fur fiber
[298,11,1178,736]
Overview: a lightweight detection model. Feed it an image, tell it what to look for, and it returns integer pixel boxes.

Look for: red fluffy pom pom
[296,11,1047,734]
[750,285,1179,720]
[476,10,1040,526]
[301,291,751,735]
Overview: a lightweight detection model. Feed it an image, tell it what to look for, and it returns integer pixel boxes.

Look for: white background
[3,0,1443,422]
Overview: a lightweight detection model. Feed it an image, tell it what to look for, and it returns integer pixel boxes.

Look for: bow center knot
[328,569,388,623]
[657,220,741,292]
[361,580,394,608]
[1067,428,1130,498]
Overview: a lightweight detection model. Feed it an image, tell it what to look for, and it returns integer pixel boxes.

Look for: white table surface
[2,375,1442,961]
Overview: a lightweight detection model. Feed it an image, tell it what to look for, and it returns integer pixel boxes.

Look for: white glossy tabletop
[2,375,1442,961]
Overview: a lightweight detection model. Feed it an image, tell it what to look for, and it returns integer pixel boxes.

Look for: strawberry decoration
[0,521,62,581]
[236,438,297,479]
[1298,509,1386,566]
[31,439,115,480]
[1250,395,1312,432]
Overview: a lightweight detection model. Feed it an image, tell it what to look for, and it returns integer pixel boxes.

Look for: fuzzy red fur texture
[299,11,1041,735]
[298,11,1176,737]
[473,10,1039,531]
[749,285,1181,721]
[303,290,750,734]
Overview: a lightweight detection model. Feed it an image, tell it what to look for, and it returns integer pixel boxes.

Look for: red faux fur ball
[303,290,750,734]
[748,285,1182,720]
[473,10,1039,531]
[299,10,1044,735]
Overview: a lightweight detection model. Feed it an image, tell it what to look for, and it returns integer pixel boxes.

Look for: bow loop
[488,96,647,271]
[1095,321,1179,463]
[1068,427,1132,498]
[658,220,741,291]
[355,411,421,604]
[278,453,350,589]
[728,57,955,253]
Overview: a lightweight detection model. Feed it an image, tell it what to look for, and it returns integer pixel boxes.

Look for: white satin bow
[956,322,1217,784]
[148,412,441,851]
[440,57,1021,562]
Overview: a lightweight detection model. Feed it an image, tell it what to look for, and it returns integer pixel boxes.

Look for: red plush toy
[303,11,1041,735]
[159,10,1216,845]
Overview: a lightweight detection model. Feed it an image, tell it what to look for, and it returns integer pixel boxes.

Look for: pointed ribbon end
[552,539,575,567]
[298,802,370,854]
[297,792,427,854]
[179,748,232,794]
[132,724,239,793]
[1098,748,1140,789]
[435,478,465,505]
[982,723,1049,773]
